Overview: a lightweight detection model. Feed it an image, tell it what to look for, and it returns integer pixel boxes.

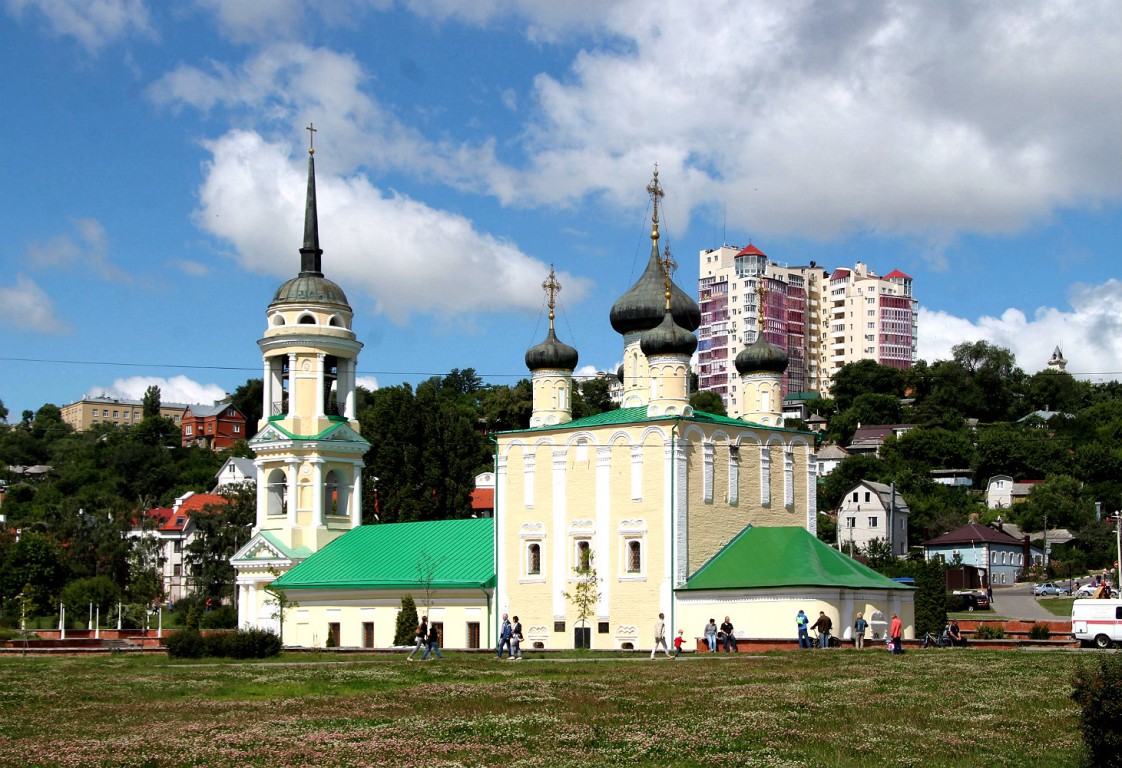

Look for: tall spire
[647,163,664,250]
[543,265,561,331]
[299,122,323,277]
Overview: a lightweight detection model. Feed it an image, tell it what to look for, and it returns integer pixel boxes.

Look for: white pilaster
[315,353,325,417]
[286,459,299,528]
[312,459,324,528]
[595,445,611,623]
[551,447,567,622]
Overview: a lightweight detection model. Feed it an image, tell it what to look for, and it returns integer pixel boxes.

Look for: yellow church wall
[681,425,809,574]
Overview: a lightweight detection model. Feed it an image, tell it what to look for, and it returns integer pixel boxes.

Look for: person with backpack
[406,616,427,661]
[796,609,811,649]
[853,613,868,650]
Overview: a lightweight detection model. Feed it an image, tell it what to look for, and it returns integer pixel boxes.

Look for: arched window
[266,468,287,517]
[527,543,541,575]
[298,314,316,325]
[324,470,340,515]
[626,541,642,573]
[575,540,591,572]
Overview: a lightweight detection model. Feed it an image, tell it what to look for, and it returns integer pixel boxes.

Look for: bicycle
[808,630,841,649]
[921,630,949,648]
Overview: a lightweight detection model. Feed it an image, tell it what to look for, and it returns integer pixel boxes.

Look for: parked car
[1034,582,1071,597]
[1074,583,1120,598]
[953,590,990,611]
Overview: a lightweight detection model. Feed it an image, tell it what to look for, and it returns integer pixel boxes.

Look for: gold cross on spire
[306,122,317,155]
[542,265,561,326]
[647,163,664,240]
[660,245,677,311]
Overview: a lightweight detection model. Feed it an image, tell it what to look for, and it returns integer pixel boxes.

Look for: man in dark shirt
[719,616,738,652]
[811,611,833,648]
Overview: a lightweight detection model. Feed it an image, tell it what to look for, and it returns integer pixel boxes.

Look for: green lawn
[0,649,1088,767]
[1038,597,1076,617]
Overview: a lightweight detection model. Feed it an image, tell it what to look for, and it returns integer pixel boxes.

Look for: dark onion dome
[735,333,789,375]
[610,247,701,335]
[616,363,624,383]
[525,328,578,371]
[640,311,698,358]
[270,274,351,309]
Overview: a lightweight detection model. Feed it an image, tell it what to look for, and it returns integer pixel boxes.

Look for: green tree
[479,380,533,431]
[142,386,162,419]
[184,484,255,601]
[59,575,121,615]
[394,594,419,646]
[690,390,726,416]
[229,378,263,436]
[0,398,7,423]
[1012,475,1095,533]
[577,377,618,416]
[829,360,905,412]
[1,531,65,613]
[862,537,897,569]
[562,553,600,645]
[818,454,886,512]
[830,393,902,444]
[881,427,976,472]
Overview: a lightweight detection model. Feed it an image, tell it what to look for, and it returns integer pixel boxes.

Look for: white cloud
[395,1,1121,245]
[85,375,227,405]
[917,279,1122,381]
[355,375,379,391]
[191,0,391,43]
[25,217,128,282]
[169,259,209,277]
[5,0,152,52]
[193,129,590,322]
[0,275,70,334]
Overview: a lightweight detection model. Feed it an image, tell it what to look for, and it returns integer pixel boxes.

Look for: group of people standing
[797,609,904,652]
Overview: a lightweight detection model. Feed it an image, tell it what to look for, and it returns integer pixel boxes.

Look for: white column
[312,459,325,528]
[595,446,612,627]
[343,358,356,419]
[315,353,326,417]
[551,447,567,623]
[286,460,299,528]
[255,462,267,529]
[287,353,297,413]
[350,464,362,527]
[262,357,272,422]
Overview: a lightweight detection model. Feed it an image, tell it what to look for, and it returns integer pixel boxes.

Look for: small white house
[836,480,909,557]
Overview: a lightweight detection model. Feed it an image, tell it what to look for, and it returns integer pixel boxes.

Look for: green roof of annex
[273,517,495,590]
[683,526,910,591]
[496,406,813,437]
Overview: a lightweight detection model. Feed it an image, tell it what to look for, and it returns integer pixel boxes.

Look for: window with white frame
[847,517,855,528]
[573,538,592,572]
[868,517,878,527]
[625,540,642,573]
[526,542,542,576]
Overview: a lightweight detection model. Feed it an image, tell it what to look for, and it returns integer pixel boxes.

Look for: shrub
[945,592,967,613]
[974,623,1005,640]
[1072,654,1122,768]
[165,628,281,659]
[394,594,418,646]
[199,605,238,629]
[165,629,206,659]
[1029,623,1052,640]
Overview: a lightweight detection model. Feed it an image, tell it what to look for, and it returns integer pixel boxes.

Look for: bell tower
[248,125,370,554]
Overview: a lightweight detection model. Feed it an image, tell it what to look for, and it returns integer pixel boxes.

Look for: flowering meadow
[0,649,1083,766]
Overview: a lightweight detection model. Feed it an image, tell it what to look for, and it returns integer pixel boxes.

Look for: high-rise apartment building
[698,245,916,417]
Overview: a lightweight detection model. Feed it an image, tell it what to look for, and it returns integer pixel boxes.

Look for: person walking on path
[796,610,811,649]
[720,616,738,653]
[406,616,428,661]
[704,618,718,653]
[511,616,524,660]
[672,630,685,659]
[497,613,513,659]
[853,613,868,650]
[889,612,904,655]
[811,611,833,648]
[650,613,672,658]
[421,623,443,660]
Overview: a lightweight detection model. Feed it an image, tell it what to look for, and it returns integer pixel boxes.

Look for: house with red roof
[130,491,229,603]
[181,402,247,450]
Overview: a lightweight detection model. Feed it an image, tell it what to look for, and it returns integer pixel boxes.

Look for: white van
[1071,599,1122,648]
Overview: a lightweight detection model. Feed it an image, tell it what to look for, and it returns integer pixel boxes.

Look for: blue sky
[1,0,1120,418]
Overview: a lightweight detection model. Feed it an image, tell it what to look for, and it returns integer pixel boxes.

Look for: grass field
[0,648,1090,767]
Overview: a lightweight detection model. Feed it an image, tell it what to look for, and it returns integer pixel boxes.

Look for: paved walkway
[991,585,1065,622]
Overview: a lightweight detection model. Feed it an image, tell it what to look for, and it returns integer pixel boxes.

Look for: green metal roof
[682,526,909,591]
[499,406,812,436]
[272,518,495,591]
